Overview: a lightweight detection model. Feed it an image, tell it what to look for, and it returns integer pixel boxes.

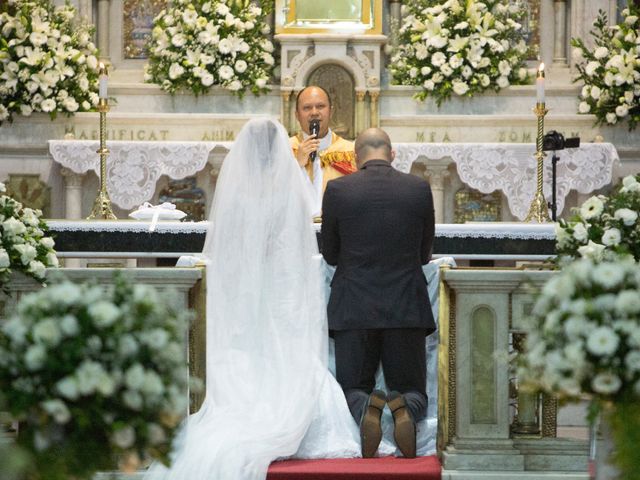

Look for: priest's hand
[296,135,320,168]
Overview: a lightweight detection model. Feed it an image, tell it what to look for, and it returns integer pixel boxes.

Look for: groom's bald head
[354,128,394,168]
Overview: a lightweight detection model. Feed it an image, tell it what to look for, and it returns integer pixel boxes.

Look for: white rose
[496,76,509,88]
[423,80,435,91]
[141,370,164,396]
[452,81,469,95]
[168,63,184,80]
[590,86,601,100]
[420,66,432,76]
[46,252,59,267]
[20,104,33,116]
[40,98,56,112]
[606,112,617,124]
[262,52,274,65]
[147,423,166,445]
[578,101,590,113]
[255,78,267,89]
[498,60,511,76]
[593,262,625,289]
[227,80,242,91]
[24,344,46,371]
[63,97,79,112]
[572,223,588,242]
[89,301,120,328]
[218,38,232,54]
[112,426,136,449]
[215,3,230,16]
[123,390,143,410]
[594,47,609,59]
[427,35,447,49]
[614,208,638,226]
[449,56,463,69]
[601,228,621,246]
[201,73,214,86]
[218,65,234,80]
[625,351,640,372]
[441,64,453,77]
[234,60,247,73]
[86,55,98,70]
[625,15,638,25]
[431,51,446,67]
[577,240,605,261]
[480,74,490,87]
[615,104,629,117]
[60,315,79,336]
[14,244,37,264]
[125,364,146,390]
[615,290,640,314]
[171,33,186,47]
[2,317,28,345]
[584,61,599,77]
[41,399,71,424]
[0,249,9,268]
[33,319,62,346]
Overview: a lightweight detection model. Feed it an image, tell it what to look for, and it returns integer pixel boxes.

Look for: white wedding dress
[145,119,362,480]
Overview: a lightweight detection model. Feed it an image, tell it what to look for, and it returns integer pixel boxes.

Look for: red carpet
[267,456,441,479]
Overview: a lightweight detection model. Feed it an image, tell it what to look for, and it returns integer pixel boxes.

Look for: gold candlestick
[87,96,117,220]
[524,102,551,223]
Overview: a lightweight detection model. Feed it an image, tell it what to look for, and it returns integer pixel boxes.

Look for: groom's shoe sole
[360,390,386,458]
[388,392,416,458]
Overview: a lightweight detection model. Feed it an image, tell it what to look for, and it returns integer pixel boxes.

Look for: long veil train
[145,118,359,480]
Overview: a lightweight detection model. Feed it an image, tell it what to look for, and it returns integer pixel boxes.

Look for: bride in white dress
[145,118,362,480]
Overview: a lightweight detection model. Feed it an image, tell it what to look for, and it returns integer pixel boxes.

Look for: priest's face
[295,87,331,138]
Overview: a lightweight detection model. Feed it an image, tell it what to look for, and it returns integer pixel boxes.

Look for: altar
[47,221,556,262]
[47,140,619,224]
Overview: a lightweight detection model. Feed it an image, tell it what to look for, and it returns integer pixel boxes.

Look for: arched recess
[307,65,356,140]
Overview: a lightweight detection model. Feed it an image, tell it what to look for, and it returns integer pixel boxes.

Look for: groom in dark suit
[321,128,435,459]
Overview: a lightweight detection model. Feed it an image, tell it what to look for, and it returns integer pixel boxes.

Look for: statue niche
[307,64,355,140]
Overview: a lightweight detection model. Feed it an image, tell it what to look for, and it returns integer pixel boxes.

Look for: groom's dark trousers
[321,159,436,423]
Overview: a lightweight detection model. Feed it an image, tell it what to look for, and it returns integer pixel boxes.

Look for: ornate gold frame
[275,0,382,34]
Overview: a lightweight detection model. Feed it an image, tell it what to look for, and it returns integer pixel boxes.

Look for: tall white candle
[99,62,108,99]
[536,63,545,104]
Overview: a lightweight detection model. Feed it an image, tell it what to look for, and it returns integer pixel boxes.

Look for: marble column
[281,91,292,134]
[424,164,450,223]
[369,91,380,129]
[61,168,83,220]
[355,90,366,136]
[291,89,301,134]
[97,0,110,60]
[60,168,84,268]
[552,0,568,67]
[388,0,403,49]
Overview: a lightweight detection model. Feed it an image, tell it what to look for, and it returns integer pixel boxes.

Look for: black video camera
[542,130,580,151]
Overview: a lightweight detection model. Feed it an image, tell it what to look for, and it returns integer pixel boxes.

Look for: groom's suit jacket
[321,159,436,333]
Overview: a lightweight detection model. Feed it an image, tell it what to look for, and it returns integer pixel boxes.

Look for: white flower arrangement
[389,0,530,105]
[555,174,640,263]
[519,258,640,403]
[0,0,100,125]
[144,0,274,96]
[0,182,58,290]
[572,6,640,130]
[0,275,198,479]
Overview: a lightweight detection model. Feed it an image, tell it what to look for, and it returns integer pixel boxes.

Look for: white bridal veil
[146,118,359,480]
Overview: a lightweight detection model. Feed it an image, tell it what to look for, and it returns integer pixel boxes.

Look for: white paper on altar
[324,256,456,457]
[393,142,619,220]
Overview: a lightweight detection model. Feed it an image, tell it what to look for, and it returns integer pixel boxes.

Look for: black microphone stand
[547,151,560,221]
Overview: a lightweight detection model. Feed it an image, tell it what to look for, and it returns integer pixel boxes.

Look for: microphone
[309,119,320,162]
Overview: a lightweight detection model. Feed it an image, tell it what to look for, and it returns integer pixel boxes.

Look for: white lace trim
[50,140,618,220]
[49,140,232,210]
[436,223,556,240]
[393,142,619,220]
[47,220,209,234]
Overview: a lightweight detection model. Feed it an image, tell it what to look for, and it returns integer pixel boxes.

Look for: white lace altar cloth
[48,140,232,210]
[393,143,619,220]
